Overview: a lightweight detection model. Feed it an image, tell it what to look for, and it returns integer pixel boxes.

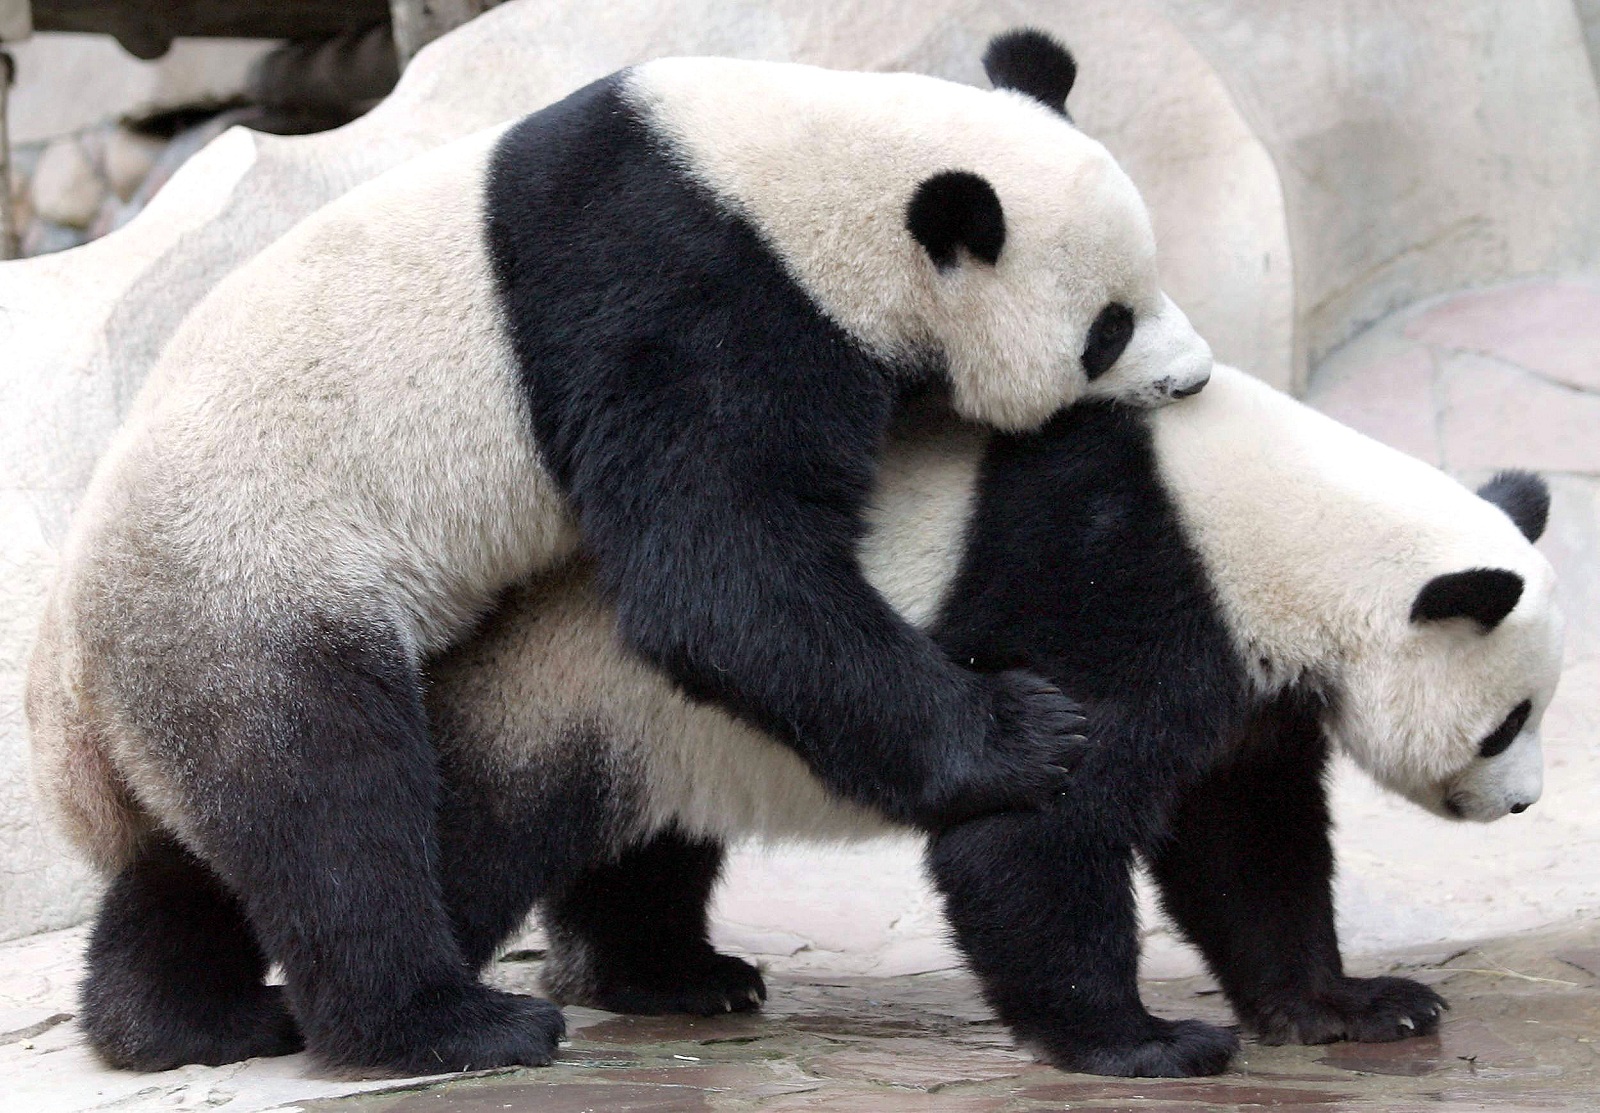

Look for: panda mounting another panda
[29,30,1214,1075]
[404,365,1559,1079]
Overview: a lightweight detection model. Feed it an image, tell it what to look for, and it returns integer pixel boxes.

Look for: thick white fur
[629,59,1212,428]
[30,126,582,871]
[433,366,1562,843]
[1154,367,1563,821]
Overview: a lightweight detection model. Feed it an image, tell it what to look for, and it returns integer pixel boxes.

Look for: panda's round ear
[983,28,1077,118]
[1476,470,1550,543]
[1411,568,1524,632]
[907,171,1005,269]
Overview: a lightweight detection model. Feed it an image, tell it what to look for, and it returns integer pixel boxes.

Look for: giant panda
[390,367,1557,1076]
[27,31,1213,1075]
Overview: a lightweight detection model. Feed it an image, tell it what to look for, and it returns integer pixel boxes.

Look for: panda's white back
[61,124,579,657]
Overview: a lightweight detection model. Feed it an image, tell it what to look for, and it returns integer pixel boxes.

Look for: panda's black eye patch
[1082,303,1134,381]
[1478,699,1532,759]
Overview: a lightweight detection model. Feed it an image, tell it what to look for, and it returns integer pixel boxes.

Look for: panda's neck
[858,405,987,629]
[1150,366,1496,695]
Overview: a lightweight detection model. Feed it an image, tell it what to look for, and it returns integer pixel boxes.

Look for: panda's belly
[119,125,580,652]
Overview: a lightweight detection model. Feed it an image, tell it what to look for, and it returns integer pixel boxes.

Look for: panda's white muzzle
[1441,731,1544,822]
[1094,293,1213,408]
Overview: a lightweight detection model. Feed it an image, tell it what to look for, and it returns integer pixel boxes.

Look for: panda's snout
[1441,730,1544,821]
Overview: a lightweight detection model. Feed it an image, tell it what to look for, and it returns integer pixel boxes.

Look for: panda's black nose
[1171,375,1209,398]
[1509,802,1530,814]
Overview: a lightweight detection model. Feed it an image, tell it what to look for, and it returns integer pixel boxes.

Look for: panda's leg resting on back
[1144,695,1447,1044]
[928,807,1238,1077]
[78,835,302,1070]
[539,828,766,1016]
[122,616,563,1073]
[490,96,1085,833]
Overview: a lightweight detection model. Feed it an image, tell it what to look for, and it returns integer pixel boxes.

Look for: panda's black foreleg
[147,620,564,1074]
[78,834,303,1070]
[1145,699,1446,1045]
[539,828,766,1016]
[928,808,1238,1078]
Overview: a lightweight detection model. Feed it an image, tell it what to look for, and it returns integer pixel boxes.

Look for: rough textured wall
[1164,0,1600,373]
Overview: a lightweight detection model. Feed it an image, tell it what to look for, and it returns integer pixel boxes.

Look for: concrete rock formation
[1,0,1598,944]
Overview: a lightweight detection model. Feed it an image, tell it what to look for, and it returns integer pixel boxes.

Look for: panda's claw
[1247,975,1448,1045]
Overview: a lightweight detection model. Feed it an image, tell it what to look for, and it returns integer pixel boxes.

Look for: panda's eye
[1478,699,1532,758]
[1082,302,1134,381]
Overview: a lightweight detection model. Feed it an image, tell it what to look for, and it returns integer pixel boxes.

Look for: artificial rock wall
[1,0,1597,940]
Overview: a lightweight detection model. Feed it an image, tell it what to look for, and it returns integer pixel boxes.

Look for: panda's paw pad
[593,953,767,1017]
[1041,1017,1238,1078]
[1258,976,1447,1045]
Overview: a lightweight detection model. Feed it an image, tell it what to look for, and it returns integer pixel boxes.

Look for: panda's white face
[918,148,1214,426]
[628,58,1212,433]
[1328,562,1564,823]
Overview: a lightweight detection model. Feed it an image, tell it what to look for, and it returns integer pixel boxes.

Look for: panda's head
[903,29,1213,428]
[629,33,1211,433]
[1328,471,1564,822]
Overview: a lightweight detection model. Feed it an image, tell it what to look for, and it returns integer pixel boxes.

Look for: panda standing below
[28,32,1212,1074]
[405,366,1554,1078]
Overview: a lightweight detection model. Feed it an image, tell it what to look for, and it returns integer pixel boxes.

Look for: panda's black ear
[1476,470,1550,543]
[1411,568,1524,632]
[907,171,1005,269]
[983,28,1077,117]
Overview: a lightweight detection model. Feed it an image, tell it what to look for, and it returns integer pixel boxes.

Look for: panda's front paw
[924,670,1091,827]
[1249,976,1447,1045]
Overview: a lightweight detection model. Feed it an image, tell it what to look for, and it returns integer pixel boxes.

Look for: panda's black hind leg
[1146,695,1446,1047]
[929,810,1237,1078]
[79,835,303,1071]
[541,828,766,1016]
[135,617,564,1075]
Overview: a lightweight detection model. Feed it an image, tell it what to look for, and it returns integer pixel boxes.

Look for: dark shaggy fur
[982,28,1078,117]
[485,74,1086,834]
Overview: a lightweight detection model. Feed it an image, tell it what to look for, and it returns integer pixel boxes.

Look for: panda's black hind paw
[312,984,565,1074]
[1249,975,1447,1045]
[83,982,304,1071]
[1030,1016,1239,1078]
[590,951,767,1017]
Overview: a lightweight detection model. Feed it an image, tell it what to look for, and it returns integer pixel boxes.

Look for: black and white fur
[430,366,1556,1075]
[28,34,1211,1074]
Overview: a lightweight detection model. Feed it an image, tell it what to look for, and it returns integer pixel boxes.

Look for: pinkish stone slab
[1439,353,1600,475]
[1405,281,1600,393]
[802,1037,1040,1089]
[1307,338,1442,464]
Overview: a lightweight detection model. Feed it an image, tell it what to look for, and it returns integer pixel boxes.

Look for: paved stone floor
[3,276,1598,1110]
